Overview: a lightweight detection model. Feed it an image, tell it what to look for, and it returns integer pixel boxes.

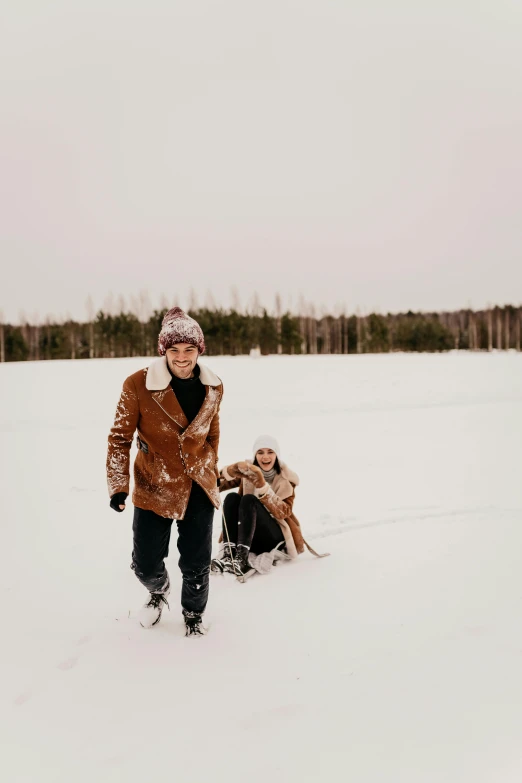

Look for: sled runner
[211,537,329,583]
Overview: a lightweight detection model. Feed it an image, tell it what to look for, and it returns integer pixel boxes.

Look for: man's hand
[110,492,128,512]
[237,461,265,489]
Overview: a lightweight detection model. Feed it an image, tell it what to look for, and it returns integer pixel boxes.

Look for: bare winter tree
[496,307,502,350]
[468,311,476,350]
[448,311,459,349]
[356,308,363,354]
[487,308,493,351]
[320,313,331,354]
[504,309,510,350]
[31,311,40,361]
[65,312,76,360]
[138,290,152,355]
[334,304,344,354]
[299,316,307,354]
[334,313,342,354]
[249,292,262,318]
[205,290,217,311]
[307,304,318,354]
[515,309,521,352]
[129,294,142,355]
[340,308,349,354]
[103,291,116,316]
[188,288,199,312]
[230,285,241,313]
[459,310,466,348]
[275,294,282,355]
[44,315,52,360]
[0,309,4,363]
[297,295,308,354]
[86,296,95,359]
[19,310,29,359]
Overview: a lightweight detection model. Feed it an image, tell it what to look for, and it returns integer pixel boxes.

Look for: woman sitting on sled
[214,435,324,578]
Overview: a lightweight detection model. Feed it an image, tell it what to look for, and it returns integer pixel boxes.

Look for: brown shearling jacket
[107,357,223,519]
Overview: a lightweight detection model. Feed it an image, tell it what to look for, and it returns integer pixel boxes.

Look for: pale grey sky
[1,0,521,322]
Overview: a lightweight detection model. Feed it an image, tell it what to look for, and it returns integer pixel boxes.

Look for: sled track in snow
[305,505,512,542]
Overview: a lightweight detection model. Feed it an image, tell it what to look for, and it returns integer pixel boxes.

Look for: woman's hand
[237,461,266,489]
[221,463,243,480]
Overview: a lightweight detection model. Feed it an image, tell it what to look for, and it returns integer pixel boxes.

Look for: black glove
[110,492,128,512]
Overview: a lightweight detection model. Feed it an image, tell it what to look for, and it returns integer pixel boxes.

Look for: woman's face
[256,448,277,471]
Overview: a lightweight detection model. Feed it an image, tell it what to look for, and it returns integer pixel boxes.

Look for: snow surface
[1,352,521,783]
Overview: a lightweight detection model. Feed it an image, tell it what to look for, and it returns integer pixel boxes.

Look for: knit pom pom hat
[157,307,206,356]
[252,435,281,460]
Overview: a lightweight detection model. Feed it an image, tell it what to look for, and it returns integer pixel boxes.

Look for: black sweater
[169,363,206,424]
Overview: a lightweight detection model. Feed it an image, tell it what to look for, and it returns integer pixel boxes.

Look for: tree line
[0,304,521,362]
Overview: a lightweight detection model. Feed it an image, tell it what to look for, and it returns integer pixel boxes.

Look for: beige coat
[219,462,304,558]
[107,357,223,519]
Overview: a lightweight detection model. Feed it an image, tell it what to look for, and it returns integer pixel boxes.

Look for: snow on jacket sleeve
[106,376,140,497]
[218,475,241,492]
[206,385,222,478]
[256,485,295,521]
[207,410,220,464]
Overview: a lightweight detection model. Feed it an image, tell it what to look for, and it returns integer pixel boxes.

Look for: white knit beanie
[252,435,281,460]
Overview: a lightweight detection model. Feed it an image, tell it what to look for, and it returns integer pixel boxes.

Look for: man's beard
[168,359,195,379]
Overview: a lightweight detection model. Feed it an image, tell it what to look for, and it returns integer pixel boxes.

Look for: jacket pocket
[136,434,149,454]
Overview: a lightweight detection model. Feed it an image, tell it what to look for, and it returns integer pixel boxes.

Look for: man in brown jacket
[107,307,223,636]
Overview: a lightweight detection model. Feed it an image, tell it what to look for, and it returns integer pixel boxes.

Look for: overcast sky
[1,0,521,322]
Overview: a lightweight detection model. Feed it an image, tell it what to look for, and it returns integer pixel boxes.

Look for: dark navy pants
[131,482,214,614]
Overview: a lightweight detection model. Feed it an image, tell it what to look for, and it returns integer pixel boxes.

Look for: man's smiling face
[166,344,199,379]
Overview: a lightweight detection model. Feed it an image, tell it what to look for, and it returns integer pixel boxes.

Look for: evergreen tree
[5,328,29,361]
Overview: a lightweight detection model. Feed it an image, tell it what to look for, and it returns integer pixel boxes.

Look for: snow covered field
[1,352,521,783]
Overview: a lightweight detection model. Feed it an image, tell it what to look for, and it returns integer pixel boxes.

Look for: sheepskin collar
[280,463,300,487]
[145,356,221,391]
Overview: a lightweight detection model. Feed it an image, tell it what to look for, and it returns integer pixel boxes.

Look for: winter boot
[233,544,251,577]
[183,610,207,637]
[138,582,170,628]
[211,543,236,574]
